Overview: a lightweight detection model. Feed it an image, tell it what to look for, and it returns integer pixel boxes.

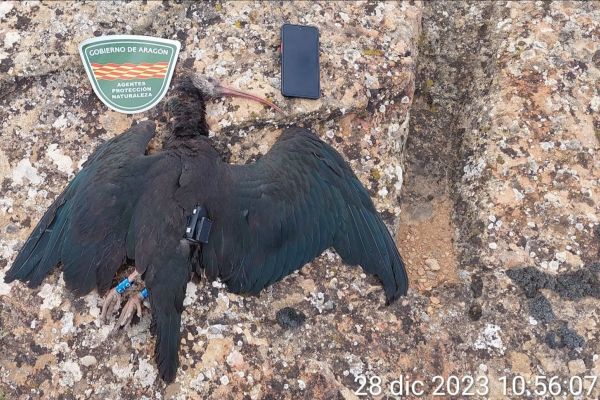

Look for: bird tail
[147,252,190,383]
[334,204,409,304]
[150,297,183,383]
[4,192,73,287]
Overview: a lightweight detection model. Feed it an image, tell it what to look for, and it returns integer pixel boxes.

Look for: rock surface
[1,1,599,399]
[1,1,417,399]
[402,2,599,399]
[456,2,600,397]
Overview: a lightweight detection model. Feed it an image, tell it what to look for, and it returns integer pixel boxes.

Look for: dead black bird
[5,73,408,382]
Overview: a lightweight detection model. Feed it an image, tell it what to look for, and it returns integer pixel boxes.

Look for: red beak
[215,84,286,115]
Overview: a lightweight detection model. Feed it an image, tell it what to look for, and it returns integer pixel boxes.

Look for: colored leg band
[115,277,132,294]
[140,288,149,299]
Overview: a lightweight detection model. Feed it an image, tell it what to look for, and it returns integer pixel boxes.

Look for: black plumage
[6,121,157,295]
[5,74,408,383]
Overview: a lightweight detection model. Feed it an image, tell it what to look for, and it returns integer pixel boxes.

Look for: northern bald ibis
[5,73,408,382]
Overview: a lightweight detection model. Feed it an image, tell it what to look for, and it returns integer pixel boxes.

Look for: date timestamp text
[354,374,598,397]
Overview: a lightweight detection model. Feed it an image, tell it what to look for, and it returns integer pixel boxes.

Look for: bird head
[164,72,285,138]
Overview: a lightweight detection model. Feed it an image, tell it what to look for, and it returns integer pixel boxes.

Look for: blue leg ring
[115,277,132,294]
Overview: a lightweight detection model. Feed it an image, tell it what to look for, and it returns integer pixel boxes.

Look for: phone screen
[281,24,320,99]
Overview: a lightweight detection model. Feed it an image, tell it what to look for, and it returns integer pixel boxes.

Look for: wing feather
[201,127,408,302]
[5,121,157,295]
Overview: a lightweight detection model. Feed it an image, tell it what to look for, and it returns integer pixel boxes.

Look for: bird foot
[100,271,139,322]
[117,290,147,329]
[100,289,122,322]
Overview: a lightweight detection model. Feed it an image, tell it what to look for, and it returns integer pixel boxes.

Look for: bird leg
[117,288,148,329]
[100,270,139,321]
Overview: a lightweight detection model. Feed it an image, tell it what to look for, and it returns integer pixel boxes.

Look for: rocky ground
[0,1,599,399]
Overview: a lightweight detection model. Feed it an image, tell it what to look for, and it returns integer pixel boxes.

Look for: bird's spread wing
[200,127,408,303]
[5,121,157,295]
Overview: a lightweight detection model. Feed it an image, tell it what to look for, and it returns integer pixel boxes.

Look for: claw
[117,289,147,329]
[100,270,140,323]
[100,289,121,322]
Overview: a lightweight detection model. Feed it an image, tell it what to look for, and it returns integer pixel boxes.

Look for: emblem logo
[79,35,181,114]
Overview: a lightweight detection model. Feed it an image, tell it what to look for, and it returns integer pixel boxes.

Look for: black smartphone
[281,24,320,99]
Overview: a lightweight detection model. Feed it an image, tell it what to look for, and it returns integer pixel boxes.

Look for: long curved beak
[215,84,286,115]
